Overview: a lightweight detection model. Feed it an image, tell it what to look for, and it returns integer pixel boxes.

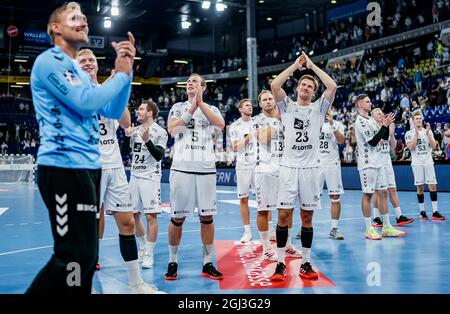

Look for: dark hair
[142,100,159,119]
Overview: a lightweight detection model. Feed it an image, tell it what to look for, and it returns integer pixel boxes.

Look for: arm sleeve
[145,140,165,161]
[276,96,290,113]
[120,136,132,156]
[382,126,390,140]
[318,93,332,118]
[34,54,131,118]
[98,73,133,119]
[368,126,388,147]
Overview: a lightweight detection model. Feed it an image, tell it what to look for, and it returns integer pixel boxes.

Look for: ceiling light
[181,21,191,29]
[266,17,272,21]
[104,17,111,29]
[201,1,211,9]
[216,0,227,12]
[331,0,337,4]
[259,0,265,3]
[174,60,189,64]
[111,6,119,16]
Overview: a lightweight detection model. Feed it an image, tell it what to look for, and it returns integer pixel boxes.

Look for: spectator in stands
[0,141,7,154]
[414,69,423,92]
[394,138,405,161]
[443,123,450,158]
[400,93,411,110]
[342,139,354,163]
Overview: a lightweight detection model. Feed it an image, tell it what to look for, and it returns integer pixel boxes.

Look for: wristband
[181,112,193,124]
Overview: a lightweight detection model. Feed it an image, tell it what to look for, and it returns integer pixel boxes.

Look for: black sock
[417,193,424,205]
[430,191,438,202]
[276,225,288,248]
[301,227,313,249]
[119,234,138,262]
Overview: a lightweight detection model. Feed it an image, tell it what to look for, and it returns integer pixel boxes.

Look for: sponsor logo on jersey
[133,143,142,152]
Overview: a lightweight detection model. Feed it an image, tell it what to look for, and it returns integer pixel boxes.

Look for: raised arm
[301,52,337,103]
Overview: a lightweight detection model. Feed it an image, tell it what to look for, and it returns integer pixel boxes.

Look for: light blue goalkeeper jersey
[31,46,131,169]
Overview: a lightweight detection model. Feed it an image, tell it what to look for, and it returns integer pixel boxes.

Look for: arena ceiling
[0,0,355,41]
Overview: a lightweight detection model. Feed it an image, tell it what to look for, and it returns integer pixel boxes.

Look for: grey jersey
[277,94,330,168]
[355,115,383,170]
[129,123,168,179]
[99,116,123,169]
[318,121,344,167]
[168,101,222,173]
[405,129,435,165]
[229,117,256,170]
[253,113,284,174]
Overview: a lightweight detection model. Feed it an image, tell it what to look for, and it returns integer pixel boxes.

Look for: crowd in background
[1,0,450,167]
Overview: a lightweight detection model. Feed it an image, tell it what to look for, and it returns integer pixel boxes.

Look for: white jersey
[168,101,221,173]
[129,123,168,179]
[253,113,284,174]
[277,94,330,168]
[405,129,435,166]
[99,116,123,169]
[355,115,383,170]
[378,133,393,167]
[318,121,344,167]
[229,117,256,170]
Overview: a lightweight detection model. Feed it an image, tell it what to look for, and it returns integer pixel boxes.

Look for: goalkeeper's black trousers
[26,165,101,295]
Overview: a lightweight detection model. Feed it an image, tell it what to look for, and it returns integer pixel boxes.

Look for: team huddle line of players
[94,49,446,286]
[27,2,445,294]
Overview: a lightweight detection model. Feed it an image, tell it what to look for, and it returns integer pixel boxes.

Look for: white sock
[202,244,214,265]
[286,228,292,248]
[125,259,142,287]
[382,213,392,228]
[276,246,286,264]
[432,201,438,213]
[244,224,251,234]
[145,241,155,255]
[169,245,179,263]
[364,217,371,230]
[373,207,380,218]
[268,221,273,231]
[331,219,339,229]
[302,248,311,264]
[394,207,402,219]
[259,230,271,251]
[137,236,145,250]
[419,203,425,212]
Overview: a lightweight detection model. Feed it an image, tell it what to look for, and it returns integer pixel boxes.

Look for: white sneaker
[285,246,302,258]
[129,281,166,294]
[138,248,145,263]
[142,254,154,269]
[269,230,277,242]
[261,248,277,261]
[240,232,252,243]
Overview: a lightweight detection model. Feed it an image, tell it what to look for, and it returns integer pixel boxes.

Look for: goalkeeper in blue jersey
[26,2,135,294]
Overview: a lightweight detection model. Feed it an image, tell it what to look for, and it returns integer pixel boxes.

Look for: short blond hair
[258,90,272,103]
[77,48,95,59]
[47,2,81,41]
[238,98,251,109]
[354,93,369,107]
[298,75,319,92]
[411,110,423,118]
[189,73,206,87]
